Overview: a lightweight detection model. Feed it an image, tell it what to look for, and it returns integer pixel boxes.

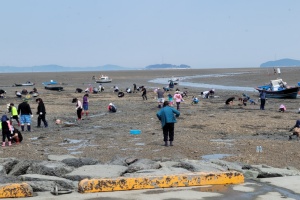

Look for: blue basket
[130,130,141,135]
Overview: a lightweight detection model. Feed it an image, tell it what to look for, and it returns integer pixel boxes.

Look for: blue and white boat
[256,79,299,99]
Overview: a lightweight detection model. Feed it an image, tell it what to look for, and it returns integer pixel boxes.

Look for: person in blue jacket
[156,101,180,147]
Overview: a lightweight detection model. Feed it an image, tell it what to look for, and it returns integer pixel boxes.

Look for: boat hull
[256,87,299,99]
[95,79,112,83]
[45,86,63,91]
[14,83,35,87]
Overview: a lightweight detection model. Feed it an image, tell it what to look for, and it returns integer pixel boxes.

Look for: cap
[109,103,113,106]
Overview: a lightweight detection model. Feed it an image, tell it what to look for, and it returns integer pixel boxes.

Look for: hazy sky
[1,0,300,68]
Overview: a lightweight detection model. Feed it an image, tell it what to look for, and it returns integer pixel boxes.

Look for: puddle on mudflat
[210,139,235,147]
[135,143,145,146]
[201,154,232,160]
[30,137,38,140]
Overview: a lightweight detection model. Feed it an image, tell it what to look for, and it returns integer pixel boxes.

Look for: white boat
[14,81,35,87]
[168,77,180,85]
[95,76,112,83]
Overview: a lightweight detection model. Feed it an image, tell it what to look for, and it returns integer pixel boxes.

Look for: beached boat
[14,81,35,87]
[42,80,58,85]
[256,79,299,99]
[45,86,63,91]
[95,76,112,83]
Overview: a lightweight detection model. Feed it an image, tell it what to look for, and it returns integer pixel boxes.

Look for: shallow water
[149,73,256,92]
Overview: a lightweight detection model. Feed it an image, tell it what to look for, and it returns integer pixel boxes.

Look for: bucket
[130,130,141,135]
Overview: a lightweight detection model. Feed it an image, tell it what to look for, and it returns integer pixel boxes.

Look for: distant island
[145,64,191,69]
[260,58,300,68]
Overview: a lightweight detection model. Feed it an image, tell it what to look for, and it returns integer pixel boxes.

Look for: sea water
[149,73,256,92]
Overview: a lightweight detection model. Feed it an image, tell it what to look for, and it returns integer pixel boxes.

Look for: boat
[256,78,299,99]
[42,80,58,85]
[45,86,63,91]
[95,76,112,83]
[14,81,35,87]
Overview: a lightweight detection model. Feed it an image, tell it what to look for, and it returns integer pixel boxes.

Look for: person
[169,80,174,89]
[141,87,147,100]
[289,120,300,140]
[201,91,209,98]
[249,99,256,105]
[15,91,22,98]
[209,89,215,97]
[113,86,119,93]
[93,87,98,94]
[10,127,23,144]
[225,97,235,105]
[156,101,180,147]
[72,98,83,120]
[98,84,104,92]
[21,88,28,95]
[108,103,117,113]
[0,90,6,98]
[89,84,93,93]
[126,88,132,93]
[118,91,125,98]
[167,93,174,106]
[133,84,137,93]
[279,104,286,112]
[36,98,48,128]
[8,103,20,126]
[259,89,267,110]
[17,97,33,132]
[191,96,199,105]
[82,94,89,116]
[173,91,183,110]
[75,88,83,93]
[157,88,165,108]
[1,115,13,147]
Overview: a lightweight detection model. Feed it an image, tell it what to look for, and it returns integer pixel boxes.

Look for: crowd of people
[2,79,299,149]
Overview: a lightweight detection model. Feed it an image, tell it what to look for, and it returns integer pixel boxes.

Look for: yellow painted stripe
[78,171,244,193]
[0,183,33,198]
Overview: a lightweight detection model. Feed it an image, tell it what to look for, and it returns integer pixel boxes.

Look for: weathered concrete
[0,183,33,198]
[78,171,244,193]
[26,161,74,177]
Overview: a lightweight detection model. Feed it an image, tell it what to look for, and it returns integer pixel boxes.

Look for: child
[1,115,13,147]
[72,98,83,120]
[10,127,22,144]
[279,104,286,112]
[8,103,20,126]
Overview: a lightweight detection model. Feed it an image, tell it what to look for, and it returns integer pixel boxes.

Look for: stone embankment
[0,155,299,198]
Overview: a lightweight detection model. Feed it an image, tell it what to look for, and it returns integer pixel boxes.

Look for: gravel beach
[1,67,300,169]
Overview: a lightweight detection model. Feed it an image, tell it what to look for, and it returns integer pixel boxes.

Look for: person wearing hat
[36,98,48,128]
[1,115,13,147]
[72,98,83,120]
[173,91,183,110]
[156,88,165,108]
[108,103,117,112]
[17,97,33,132]
[156,101,180,147]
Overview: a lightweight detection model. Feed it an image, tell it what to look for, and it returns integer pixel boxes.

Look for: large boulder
[26,161,74,177]
[64,165,128,181]
[126,159,161,173]
[21,174,75,189]
[48,155,76,162]
[9,160,36,176]
[61,157,99,168]
[176,160,227,172]
[2,158,20,174]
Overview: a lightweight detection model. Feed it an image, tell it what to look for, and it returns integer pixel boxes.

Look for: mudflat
[0,67,300,168]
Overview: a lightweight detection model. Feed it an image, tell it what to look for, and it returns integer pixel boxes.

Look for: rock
[243,170,259,179]
[126,159,161,173]
[108,156,128,166]
[64,165,128,181]
[3,158,20,174]
[210,159,243,172]
[26,161,74,177]
[251,165,300,178]
[123,167,191,177]
[61,157,99,168]
[26,181,67,192]
[48,155,76,162]
[9,160,36,176]
[0,175,22,184]
[20,174,75,189]
[176,160,227,172]
[125,157,138,165]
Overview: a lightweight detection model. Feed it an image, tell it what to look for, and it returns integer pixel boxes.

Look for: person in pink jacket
[173,91,183,110]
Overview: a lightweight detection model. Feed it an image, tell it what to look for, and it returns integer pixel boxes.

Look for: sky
[0,0,300,69]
